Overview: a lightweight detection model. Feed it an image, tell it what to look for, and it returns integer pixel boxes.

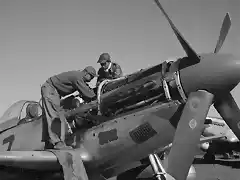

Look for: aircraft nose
[179,53,240,96]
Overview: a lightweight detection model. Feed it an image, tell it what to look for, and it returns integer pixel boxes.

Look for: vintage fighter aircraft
[151,115,240,163]
[199,116,240,161]
[0,0,240,180]
[203,116,239,143]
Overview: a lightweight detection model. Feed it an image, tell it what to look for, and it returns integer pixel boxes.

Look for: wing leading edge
[0,135,225,171]
[0,150,89,180]
[0,151,60,171]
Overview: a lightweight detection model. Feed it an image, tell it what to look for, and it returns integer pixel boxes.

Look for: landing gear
[149,153,175,180]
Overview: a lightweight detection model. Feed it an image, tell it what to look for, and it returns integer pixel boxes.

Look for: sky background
[0,0,239,117]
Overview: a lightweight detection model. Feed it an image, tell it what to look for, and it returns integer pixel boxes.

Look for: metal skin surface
[0,1,239,180]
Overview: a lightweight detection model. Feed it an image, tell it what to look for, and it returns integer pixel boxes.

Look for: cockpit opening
[19,101,42,122]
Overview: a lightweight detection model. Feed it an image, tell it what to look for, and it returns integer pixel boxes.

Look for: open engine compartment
[64,60,185,129]
[96,61,183,117]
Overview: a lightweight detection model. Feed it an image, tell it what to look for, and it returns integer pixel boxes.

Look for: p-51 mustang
[0,1,240,180]
[200,116,239,161]
[203,116,238,144]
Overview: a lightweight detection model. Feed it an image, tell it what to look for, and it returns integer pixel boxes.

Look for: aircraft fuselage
[0,100,182,178]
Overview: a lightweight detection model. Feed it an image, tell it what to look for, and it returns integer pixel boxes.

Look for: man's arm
[96,68,106,87]
[75,79,96,101]
[113,64,123,78]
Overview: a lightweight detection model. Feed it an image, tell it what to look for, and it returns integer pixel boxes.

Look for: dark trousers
[41,81,67,145]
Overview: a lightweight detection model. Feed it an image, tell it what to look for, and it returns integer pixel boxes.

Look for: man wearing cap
[41,66,97,149]
[96,53,123,87]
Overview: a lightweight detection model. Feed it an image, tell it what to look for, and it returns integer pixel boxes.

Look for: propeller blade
[153,0,200,64]
[167,90,214,180]
[214,93,240,140]
[214,12,231,53]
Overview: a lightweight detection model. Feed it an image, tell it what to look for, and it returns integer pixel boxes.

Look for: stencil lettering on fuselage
[2,134,15,151]
[98,128,118,145]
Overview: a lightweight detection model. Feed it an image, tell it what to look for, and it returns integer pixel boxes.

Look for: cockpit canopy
[24,102,42,119]
[0,100,42,131]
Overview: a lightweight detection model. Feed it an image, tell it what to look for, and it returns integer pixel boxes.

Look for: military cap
[84,66,97,77]
[97,53,111,64]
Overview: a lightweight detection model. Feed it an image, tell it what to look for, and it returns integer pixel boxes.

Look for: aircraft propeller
[153,0,200,66]
[166,90,214,180]
[213,13,231,54]
[211,11,240,148]
[153,1,240,180]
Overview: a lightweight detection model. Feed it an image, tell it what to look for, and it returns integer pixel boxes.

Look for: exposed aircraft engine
[64,61,186,119]
[96,61,184,116]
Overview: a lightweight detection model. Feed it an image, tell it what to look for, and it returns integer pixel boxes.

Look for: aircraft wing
[199,134,226,144]
[156,134,226,154]
[0,151,61,171]
[0,150,89,180]
[0,134,225,170]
